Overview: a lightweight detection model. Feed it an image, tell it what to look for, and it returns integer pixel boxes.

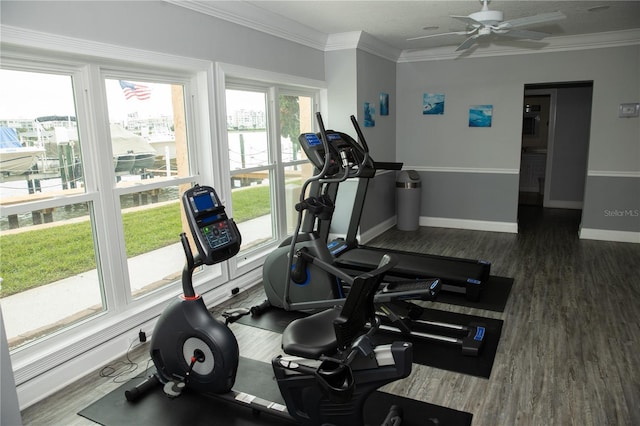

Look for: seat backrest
[332,254,396,350]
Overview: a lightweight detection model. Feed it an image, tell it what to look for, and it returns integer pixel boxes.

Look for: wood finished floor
[20,206,640,426]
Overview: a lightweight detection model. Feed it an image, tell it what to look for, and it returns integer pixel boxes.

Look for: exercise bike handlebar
[180,232,202,299]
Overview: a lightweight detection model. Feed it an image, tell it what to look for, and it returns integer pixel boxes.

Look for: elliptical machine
[126,183,414,425]
[259,113,486,357]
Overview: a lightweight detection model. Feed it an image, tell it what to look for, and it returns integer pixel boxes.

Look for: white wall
[396,45,640,235]
[325,49,358,131]
[325,47,399,238]
[1,1,325,82]
[548,85,592,205]
[397,46,639,173]
[356,50,397,162]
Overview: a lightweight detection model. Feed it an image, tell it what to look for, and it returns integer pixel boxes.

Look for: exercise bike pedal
[222,307,251,325]
[163,380,186,398]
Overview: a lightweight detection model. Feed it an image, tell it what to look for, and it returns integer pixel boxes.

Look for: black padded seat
[281,306,342,359]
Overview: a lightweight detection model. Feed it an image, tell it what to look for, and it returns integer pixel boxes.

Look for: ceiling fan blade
[407,31,469,41]
[451,15,483,27]
[498,11,566,30]
[498,29,550,41]
[456,34,481,51]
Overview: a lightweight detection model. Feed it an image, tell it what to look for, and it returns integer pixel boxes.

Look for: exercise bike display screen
[183,185,241,265]
[191,192,217,213]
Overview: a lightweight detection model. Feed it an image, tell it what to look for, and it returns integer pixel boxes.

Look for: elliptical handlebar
[349,115,370,153]
[348,115,374,177]
[283,112,350,310]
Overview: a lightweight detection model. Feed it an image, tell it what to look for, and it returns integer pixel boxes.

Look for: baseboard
[334,215,518,243]
[359,217,397,244]
[420,216,518,233]
[579,228,640,243]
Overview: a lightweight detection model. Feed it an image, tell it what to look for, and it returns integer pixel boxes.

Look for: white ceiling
[171,1,640,58]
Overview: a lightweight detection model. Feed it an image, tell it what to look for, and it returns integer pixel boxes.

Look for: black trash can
[396,170,421,231]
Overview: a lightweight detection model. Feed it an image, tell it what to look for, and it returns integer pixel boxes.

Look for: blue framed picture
[364,102,375,127]
[469,105,493,127]
[423,93,445,115]
[379,93,389,116]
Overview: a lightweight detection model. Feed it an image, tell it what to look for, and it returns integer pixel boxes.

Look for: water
[1,131,298,231]
[0,178,179,231]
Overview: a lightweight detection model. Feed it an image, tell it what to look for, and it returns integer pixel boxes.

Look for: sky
[0,69,174,122]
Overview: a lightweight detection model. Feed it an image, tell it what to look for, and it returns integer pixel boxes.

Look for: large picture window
[104,78,196,299]
[0,49,323,404]
[0,65,205,355]
[0,68,103,349]
[223,82,317,273]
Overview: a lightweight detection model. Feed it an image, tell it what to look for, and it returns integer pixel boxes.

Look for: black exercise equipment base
[79,358,473,426]
[333,244,490,301]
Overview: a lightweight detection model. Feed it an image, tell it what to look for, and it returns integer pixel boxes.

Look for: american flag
[119,80,151,100]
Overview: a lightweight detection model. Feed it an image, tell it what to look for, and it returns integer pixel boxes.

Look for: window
[0,68,104,349]
[104,78,197,299]
[279,93,314,235]
[0,46,324,399]
[223,82,318,274]
[0,62,210,357]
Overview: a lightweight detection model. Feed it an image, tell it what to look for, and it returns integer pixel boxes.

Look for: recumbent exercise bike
[125,183,413,425]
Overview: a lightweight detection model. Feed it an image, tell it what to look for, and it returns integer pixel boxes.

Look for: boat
[0,127,44,176]
[110,124,158,174]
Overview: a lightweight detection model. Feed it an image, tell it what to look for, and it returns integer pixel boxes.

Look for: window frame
[215,63,326,278]
[0,45,221,391]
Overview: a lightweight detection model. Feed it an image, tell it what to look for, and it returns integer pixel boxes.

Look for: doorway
[519,92,552,206]
[517,81,593,229]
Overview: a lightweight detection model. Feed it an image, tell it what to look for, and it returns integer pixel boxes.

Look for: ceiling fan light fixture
[469,9,503,25]
[408,0,566,51]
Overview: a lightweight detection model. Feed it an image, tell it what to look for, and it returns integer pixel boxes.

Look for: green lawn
[0,185,272,297]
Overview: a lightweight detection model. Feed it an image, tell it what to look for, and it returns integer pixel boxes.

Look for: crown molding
[325,31,362,51]
[164,0,328,51]
[167,1,400,61]
[357,31,402,62]
[165,2,639,63]
[398,28,640,63]
[326,31,402,62]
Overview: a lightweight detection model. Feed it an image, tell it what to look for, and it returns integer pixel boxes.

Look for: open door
[518,82,593,223]
[519,92,553,206]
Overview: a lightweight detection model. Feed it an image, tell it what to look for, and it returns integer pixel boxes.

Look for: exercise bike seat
[281,254,398,360]
[281,306,342,359]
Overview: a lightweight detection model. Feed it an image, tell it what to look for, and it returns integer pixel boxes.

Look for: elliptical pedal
[377,303,487,357]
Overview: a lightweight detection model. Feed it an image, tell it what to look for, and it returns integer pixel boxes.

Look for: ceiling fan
[409,0,566,51]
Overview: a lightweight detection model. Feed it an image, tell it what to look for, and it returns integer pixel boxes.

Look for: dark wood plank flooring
[20,206,640,425]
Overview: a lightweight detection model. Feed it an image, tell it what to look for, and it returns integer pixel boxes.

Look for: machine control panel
[299,131,368,178]
[183,185,241,265]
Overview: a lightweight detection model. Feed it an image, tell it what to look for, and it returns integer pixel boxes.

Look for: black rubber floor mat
[79,357,473,426]
[236,307,503,378]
